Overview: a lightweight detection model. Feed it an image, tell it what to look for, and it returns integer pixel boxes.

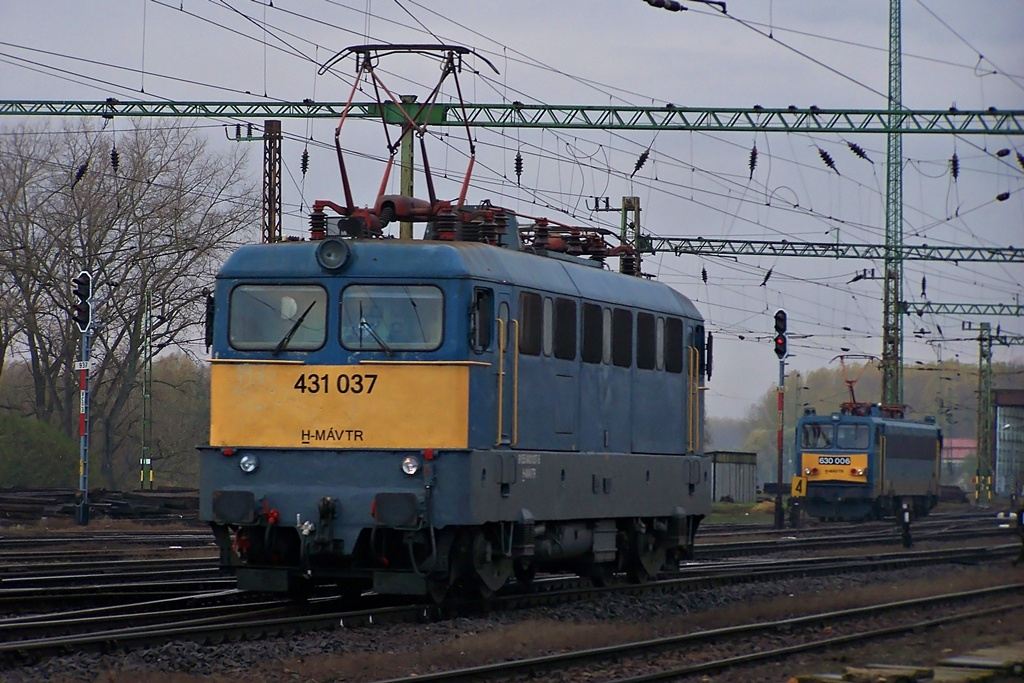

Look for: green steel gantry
[1,100,1021,134]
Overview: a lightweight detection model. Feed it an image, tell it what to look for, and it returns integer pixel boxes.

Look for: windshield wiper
[359,318,393,356]
[273,301,317,356]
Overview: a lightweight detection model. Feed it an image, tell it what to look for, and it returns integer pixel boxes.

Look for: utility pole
[881,0,904,407]
[140,288,153,491]
[773,309,788,529]
[400,95,417,240]
[71,271,93,526]
[262,120,282,243]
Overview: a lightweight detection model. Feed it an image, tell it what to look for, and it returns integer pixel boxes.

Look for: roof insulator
[631,148,650,178]
[846,141,872,163]
[818,148,839,175]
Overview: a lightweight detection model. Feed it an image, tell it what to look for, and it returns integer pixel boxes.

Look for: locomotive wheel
[588,562,615,587]
[626,531,665,583]
[427,578,450,603]
[472,530,512,597]
[513,558,536,588]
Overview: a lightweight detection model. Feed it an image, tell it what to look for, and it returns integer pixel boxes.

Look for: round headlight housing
[315,236,350,270]
[239,453,260,474]
[401,456,420,476]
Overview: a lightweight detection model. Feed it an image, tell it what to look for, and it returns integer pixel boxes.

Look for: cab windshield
[836,423,871,450]
[341,285,443,351]
[229,284,327,351]
[800,422,833,449]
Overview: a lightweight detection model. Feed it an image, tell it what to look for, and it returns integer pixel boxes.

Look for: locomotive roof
[219,239,702,320]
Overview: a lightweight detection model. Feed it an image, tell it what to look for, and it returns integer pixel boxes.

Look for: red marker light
[423,448,435,461]
[221,448,236,457]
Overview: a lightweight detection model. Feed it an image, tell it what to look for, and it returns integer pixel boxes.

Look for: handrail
[495,317,506,447]
[511,319,520,447]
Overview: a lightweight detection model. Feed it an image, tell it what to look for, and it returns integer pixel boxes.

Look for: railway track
[1,542,1016,670]
[369,583,1024,682]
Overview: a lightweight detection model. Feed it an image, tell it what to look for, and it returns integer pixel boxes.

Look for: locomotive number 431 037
[293,372,378,395]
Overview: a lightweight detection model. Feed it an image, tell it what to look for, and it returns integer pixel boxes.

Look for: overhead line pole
[882,0,905,407]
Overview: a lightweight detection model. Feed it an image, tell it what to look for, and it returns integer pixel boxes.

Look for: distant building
[708,451,757,503]
[994,389,1024,496]
[940,437,976,487]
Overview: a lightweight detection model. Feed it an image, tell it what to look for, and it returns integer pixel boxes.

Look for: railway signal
[71,271,92,333]
[773,309,788,359]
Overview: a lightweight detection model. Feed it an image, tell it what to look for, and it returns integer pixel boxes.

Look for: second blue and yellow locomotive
[791,404,941,521]
[199,206,712,598]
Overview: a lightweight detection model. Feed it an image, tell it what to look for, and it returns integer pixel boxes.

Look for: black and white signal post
[71,271,93,526]
[773,309,788,529]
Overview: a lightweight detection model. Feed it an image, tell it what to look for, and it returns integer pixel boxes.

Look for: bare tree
[0,120,258,488]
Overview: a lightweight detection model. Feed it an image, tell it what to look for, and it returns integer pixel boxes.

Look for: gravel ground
[5,551,1023,683]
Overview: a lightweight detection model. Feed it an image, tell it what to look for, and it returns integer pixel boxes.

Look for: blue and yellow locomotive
[791,404,941,521]
[200,206,712,599]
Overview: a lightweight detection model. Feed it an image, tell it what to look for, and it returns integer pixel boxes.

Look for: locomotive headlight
[316,236,350,270]
[239,454,260,474]
[401,456,420,475]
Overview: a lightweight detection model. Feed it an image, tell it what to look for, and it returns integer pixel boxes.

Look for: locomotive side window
[542,297,554,356]
[637,312,656,370]
[471,288,493,351]
[602,307,612,364]
[554,298,577,360]
[656,317,665,370]
[612,308,632,368]
[581,303,602,364]
[836,423,870,450]
[665,317,683,373]
[229,284,327,352]
[518,291,542,356]
[340,285,443,351]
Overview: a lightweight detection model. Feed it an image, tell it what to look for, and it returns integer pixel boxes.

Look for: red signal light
[773,334,788,359]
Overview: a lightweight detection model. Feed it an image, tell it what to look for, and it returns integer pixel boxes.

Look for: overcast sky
[1,1,1022,418]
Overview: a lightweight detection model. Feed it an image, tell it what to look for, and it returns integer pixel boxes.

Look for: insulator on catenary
[110,147,120,172]
[748,144,757,180]
[72,160,89,188]
[645,0,685,11]
[818,147,839,175]
[514,151,523,185]
[950,153,960,181]
[996,148,1010,157]
[701,266,708,284]
[921,275,926,297]
[631,148,650,178]
[996,191,1011,202]
[1017,151,1024,172]
[300,148,309,175]
[846,141,872,163]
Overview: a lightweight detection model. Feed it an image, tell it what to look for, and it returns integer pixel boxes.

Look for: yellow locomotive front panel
[800,452,869,483]
[210,360,472,449]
